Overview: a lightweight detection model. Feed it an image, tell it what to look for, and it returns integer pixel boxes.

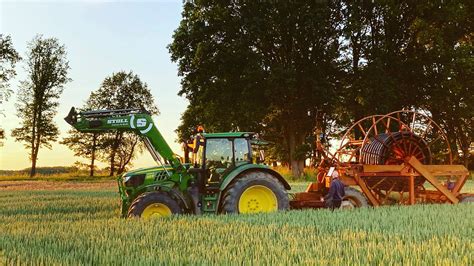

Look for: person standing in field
[324,170,345,210]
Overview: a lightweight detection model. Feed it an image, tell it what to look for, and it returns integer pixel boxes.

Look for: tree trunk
[297,133,305,176]
[109,132,121,176]
[31,127,42,178]
[109,155,115,176]
[30,107,37,178]
[30,155,37,177]
[351,34,360,73]
[31,102,43,178]
[117,136,139,175]
[31,132,41,178]
[288,127,303,178]
[117,156,124,175]
[90,156,95,177]
[290,160,304,178]
[123,136,140,173]
[90,133,97,177]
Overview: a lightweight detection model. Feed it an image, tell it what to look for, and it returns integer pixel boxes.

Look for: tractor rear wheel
[221,172,289,214]
[128,192,182,219]
[340,187,369,209]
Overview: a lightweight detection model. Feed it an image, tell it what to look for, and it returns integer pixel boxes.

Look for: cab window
[234,138,250,166]
[205,138,233,169]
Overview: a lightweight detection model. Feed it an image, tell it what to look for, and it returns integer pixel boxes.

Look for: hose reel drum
[332,110,452,192]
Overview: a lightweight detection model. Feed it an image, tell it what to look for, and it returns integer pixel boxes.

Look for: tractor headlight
[124,174,146,188]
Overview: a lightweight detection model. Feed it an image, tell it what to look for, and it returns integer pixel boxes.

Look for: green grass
[1,181,473,265]
[272,166,319,182]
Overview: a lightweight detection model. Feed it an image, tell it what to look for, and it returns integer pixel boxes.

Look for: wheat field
[0,181,473,265]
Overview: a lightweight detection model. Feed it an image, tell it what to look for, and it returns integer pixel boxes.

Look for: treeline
[169,1,473,176]
[0,166,81,176]
[1,1,472,178]
[0,34,157,177]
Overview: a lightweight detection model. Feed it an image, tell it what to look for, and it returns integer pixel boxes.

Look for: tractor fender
[220,164,291,192]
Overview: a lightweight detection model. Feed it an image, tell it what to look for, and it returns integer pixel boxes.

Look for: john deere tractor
[65,107,290,218]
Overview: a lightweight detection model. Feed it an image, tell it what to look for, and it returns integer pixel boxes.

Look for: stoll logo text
[107,118,128,125]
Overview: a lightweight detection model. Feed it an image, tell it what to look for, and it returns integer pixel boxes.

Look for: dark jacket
[325,178,345,201]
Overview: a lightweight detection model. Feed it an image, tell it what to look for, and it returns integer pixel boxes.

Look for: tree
[338,1,473,167]
[61,99,106,177]
[170,1,343,177]
[338,1,419,125]
[407,1,473,167]
[0,34,21,146]
[61,129,102,177]
[171,1,473,174]
[0,34,21,107]
[87,71,159,176]
[11,35,70,177]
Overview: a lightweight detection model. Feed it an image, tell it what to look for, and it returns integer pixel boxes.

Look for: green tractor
[65,107,290,218]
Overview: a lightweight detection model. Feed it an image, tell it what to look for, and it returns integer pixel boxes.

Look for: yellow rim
[238,185,278,213]
[142,203,172,219]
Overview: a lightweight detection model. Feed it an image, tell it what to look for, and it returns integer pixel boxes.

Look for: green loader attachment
[65,107,290,218]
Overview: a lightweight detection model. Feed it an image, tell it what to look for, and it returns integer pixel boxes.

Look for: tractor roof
[203,132,254,138]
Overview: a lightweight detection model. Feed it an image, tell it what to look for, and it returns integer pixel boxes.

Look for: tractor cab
[182,131,289,215]
[191,132,260,188]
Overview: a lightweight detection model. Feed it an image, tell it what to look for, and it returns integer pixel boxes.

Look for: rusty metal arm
[408,157,459,204]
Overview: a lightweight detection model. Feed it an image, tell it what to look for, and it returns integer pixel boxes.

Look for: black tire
[459,195,474,203]
[341,187,369,208]
[127,191,182,218]
[221,171,289,214]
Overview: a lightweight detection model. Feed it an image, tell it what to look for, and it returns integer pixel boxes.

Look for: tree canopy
[170,0,473,174]
[170,0,343,176]
[86,71,159,176]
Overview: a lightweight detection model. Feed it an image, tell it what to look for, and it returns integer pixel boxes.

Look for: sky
[0,0,188,170]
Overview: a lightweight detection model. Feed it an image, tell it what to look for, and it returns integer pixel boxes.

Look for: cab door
[204,138,234,185]
[233,138,251,166]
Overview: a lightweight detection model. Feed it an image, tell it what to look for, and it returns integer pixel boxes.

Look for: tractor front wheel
[128,192,182,219]
[222,172,289,214]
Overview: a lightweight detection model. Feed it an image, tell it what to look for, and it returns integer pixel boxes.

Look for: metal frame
[290,110,471,209]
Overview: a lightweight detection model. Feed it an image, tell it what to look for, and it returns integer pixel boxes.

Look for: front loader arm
[65,107,185,173]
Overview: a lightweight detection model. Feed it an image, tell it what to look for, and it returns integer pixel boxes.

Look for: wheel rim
[238,185,278,213]
[142,203,172,218]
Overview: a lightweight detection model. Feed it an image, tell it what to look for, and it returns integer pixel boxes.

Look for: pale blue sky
[0,0,188,170]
